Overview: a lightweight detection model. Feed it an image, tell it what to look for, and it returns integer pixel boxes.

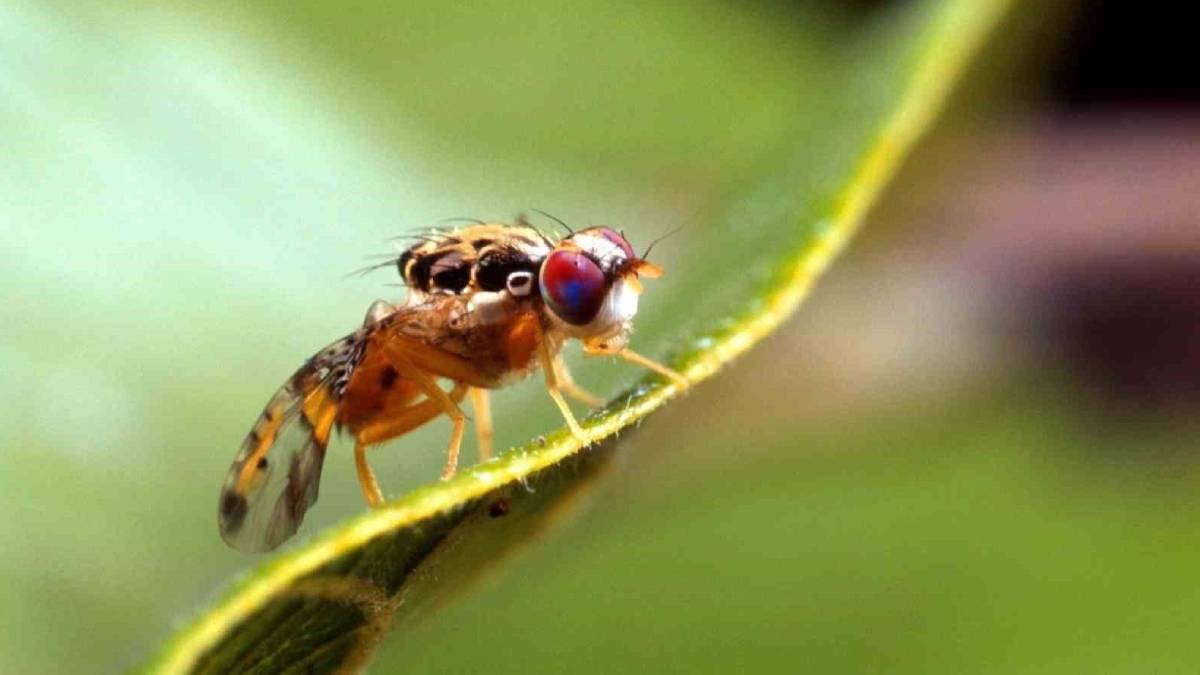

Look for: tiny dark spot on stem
[488,499,510,518]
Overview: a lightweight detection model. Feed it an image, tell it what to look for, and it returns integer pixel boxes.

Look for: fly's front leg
[535,326,588,442]
[583,342,689,389]
[553,354,603,408]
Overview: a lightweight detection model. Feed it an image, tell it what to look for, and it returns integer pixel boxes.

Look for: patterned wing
[218,330,365,553]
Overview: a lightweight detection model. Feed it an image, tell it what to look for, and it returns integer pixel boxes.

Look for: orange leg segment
[536,327,587,442]
[378,341,473,481]
[353,383,468,507]
[469,387,494,462]
[584,344,689,389]
[553,354,603,408]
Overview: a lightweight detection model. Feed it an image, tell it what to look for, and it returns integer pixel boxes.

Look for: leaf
[147,1,1013,672]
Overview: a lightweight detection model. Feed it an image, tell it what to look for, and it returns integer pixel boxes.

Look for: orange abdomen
[337,349,422,432]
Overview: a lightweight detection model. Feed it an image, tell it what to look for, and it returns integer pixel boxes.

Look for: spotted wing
[218,331,365,553]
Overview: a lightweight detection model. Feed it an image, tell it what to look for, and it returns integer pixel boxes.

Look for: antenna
[641,225,684,260]
[532,208,574,236]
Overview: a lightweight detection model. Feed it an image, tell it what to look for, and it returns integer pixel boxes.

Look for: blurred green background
[5,1,1200,673]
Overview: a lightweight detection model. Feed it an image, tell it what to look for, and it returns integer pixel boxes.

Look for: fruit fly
[218,220,688,552]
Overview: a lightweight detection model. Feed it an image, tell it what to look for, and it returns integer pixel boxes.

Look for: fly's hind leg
[354,383,469,507]
[379,342,472,480]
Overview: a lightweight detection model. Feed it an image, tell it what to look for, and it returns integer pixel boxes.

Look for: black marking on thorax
[400,231,548,296]
[474,248,542,292]
[404,242,472,294]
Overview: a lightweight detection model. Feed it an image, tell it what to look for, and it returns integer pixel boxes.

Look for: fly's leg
[553,354,603,408]
[379,341,471,480]
[584,344,689,389]
[536,326,588,442]
[353,383,469,507]
[469,387,494,462]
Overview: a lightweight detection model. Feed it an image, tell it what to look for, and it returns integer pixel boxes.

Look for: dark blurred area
[926,0,1200,423]
[783,0,1200,427]
[1033,0,1200,417]
[1052,0,1200,109]
[1040,259,1200,415]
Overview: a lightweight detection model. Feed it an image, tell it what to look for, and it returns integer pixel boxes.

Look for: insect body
[219,221,687,552]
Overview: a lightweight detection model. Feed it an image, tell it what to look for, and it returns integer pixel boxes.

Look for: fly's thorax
[397,224,551,297]
[454,290,523,329]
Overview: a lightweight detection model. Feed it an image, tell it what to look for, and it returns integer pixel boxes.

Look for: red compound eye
[539,249,607,325]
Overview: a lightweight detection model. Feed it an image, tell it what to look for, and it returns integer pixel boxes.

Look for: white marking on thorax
[466,291,511,325]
